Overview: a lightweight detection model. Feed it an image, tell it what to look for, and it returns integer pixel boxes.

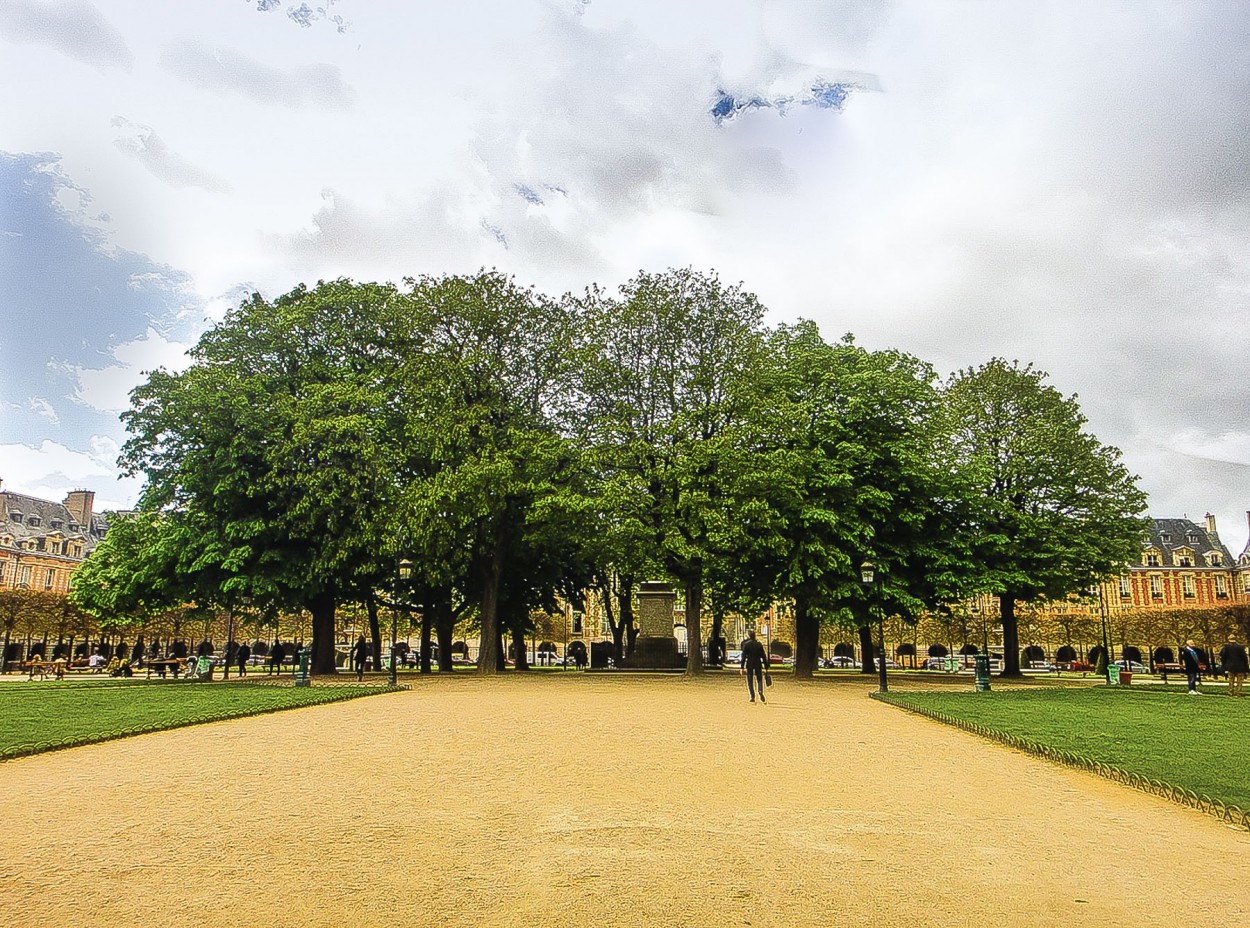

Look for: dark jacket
[237,644,251,665]
[1219,643,1249,674]
[740,638,769,671]
[1180,646,1203,672]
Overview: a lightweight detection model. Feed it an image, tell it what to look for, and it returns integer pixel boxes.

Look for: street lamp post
[861,561,887,694]
[393,558,412,687]
[1096,581,1112,684]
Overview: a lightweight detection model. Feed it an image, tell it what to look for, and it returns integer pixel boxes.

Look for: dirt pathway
[1,674,1245,927]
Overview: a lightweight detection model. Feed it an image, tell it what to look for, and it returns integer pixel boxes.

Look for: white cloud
[111,117,231,193]
[28,397,59,424]
[69,327,194,414]
[0,0,132,70]
[0,439,141,512]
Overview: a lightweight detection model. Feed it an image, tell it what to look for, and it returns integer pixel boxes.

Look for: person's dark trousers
[1187,670,1199,691]
[746,667,764,701]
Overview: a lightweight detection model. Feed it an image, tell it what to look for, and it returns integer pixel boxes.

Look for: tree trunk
[435,602,455,673]
[419,607,433,674]
[858,623,876,674]
[366,595,384,678]
[793,599,819,680]
[495,626,506,671]
[602,579,625,666]
[683,572,704,675]
[999,593,1022,677]
[222,608,234,679]
[512,626,529,670]
[1,625,11,673]
[621,581,638,658]
[476,541,505,675]
[309,591,338,675]
[709,607,723,668]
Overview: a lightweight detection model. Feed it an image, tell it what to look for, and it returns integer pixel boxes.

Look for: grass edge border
[0,684,407,763]
[871,692,1250,833]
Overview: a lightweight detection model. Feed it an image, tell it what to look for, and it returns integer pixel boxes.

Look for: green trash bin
[974,653,991,692]
[294,647,311,687]
[1107,664,1120,685]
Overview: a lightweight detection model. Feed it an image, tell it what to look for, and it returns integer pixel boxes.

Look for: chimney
[1204,512,1218,537]
[63,489,95,528]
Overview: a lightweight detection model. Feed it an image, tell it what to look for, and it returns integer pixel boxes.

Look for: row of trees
[71,268,1150,677]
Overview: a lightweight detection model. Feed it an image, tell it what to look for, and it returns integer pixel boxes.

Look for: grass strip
[0,681,402,761]
[876,687,1250,828]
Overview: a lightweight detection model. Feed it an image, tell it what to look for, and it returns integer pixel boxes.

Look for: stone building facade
[0,479,109,595]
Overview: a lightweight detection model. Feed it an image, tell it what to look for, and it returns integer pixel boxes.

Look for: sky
[1,0,1248,553]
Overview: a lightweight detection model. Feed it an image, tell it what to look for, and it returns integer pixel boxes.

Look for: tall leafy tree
[579,268,766,674]
[719,323,972,680]
[398,272,583,674]
[121,280,410,674]
[941,358,1150,676]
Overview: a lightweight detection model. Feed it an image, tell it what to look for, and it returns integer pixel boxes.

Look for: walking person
[1180,639,1204,695]
[352,634,369,682]
[1219,634,1248,696]
[268,640,285,675]
[236,641,250,677]
[739,630,770,704]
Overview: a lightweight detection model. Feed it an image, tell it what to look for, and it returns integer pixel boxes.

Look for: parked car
[1022,662,1057,673]
[1113,660,1146,673]
[822,656,859,669]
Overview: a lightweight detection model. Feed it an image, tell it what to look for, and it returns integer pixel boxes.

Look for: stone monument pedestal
[626,581,683,669]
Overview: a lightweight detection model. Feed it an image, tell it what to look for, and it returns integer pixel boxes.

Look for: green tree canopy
[941,358,1150,676]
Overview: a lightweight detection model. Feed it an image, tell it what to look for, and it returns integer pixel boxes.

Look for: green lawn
[880,688,1250,810]
[0,681,397,761]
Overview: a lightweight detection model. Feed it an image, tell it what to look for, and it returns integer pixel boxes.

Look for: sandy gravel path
[1,674,1245,927]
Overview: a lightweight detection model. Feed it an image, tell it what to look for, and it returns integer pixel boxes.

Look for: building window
[1160,533,1171,543]
[1216,576,1228,598]
[1186,533,1198,544]
[1208,553,1222,566]
[43,569,54,591]
[26,516,39,527]
[50,520,62,530]
[1178,555,1193,567]
[1150,575,1163,599]
[18,565,32,588]
[1183,575,1195,598]
[571,612,583,635]
[1144,552,1160,567]
[1119,576,1131,597]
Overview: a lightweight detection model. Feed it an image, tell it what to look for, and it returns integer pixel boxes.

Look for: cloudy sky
[2,0,1249,551]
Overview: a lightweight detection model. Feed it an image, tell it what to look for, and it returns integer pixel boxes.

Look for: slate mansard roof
[0,489,108,558]
[1139,518,1233,568]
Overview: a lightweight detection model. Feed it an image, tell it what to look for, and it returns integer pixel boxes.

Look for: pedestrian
[739,629,770,704]
[269,640,285,675]
[237,641,250,677]
[352,634,368,681]
[1180,639,1203,695]
[1218,634,1248,697]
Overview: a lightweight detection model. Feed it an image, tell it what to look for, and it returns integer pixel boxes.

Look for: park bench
[19,660,50,680]
[145,658,186,679]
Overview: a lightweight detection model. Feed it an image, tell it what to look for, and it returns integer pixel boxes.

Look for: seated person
[88,652,105,672]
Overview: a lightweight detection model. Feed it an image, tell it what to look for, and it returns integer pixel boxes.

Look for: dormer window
[68,522,79,532]
[1187,533,1198,544]
[50,520,62,530]
[9,512,21,522]
[1178,554,1193,568]
[26,516,39,527]
[1144,551,1161,567]
[1207,552,1222,566]
[1160,533,1171,543]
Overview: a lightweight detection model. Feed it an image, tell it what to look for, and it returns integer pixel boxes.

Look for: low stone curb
[872,692,1250,832]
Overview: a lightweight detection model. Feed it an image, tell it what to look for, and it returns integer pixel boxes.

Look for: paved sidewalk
[0,674,1244,927]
